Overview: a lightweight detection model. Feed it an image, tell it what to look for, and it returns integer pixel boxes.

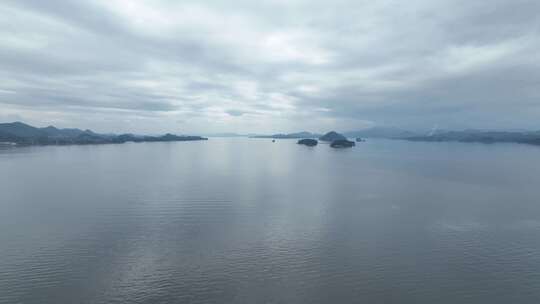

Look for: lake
[1,138,540,303]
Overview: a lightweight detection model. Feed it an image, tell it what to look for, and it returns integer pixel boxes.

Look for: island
[330,139,355,148]
[297,139,318,146]
[319,131,346,142]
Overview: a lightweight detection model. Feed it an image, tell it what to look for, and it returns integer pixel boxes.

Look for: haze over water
[1,139,540,303]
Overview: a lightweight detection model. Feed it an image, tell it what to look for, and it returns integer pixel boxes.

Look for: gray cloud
[1,0,539,133]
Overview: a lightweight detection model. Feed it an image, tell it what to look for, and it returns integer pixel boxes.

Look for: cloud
[1,0,539,133]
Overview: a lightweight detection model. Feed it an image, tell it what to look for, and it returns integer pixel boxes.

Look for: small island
[297,138,318,146]
[330,139,355,148]
[319,131,347,142]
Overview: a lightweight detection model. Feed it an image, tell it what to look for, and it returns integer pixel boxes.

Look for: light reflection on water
[1,139,540,303]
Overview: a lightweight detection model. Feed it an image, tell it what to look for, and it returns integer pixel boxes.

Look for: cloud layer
[1,0,539,133]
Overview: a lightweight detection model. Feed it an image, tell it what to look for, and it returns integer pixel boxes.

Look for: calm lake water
[1,138,540,303]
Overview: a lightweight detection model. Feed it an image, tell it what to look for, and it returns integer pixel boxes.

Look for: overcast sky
[1,0,539,134]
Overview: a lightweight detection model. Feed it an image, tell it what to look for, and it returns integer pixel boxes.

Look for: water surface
[1,139,540,303]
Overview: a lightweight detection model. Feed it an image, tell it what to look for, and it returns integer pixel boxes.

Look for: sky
[1,0,539,134]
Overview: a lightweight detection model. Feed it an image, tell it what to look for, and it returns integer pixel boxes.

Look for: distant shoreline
[403,133,540,146]
[0,122,208,147]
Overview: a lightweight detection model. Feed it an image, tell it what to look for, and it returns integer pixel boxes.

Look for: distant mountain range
[343,127,420,139]
[250,131,321,139]
[251,128,420,140]
[347,127,540,145]
[406,130,540,145]
[0,122,208,145]
[4,122,540,147]
[204,132,248,137]
[248,127,540,146]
